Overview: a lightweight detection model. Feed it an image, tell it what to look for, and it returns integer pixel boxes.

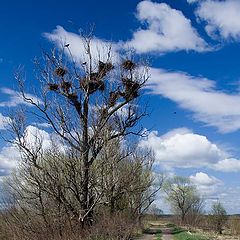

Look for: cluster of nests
[48,67,78,102]
[48,60,140,106]
[80,61,114,94]
[109,60,140,106]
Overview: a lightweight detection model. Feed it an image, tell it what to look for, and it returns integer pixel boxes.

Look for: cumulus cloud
[196,0,240,40]
[45,3,211,56]
[44,25,119,66]
[214,158,240,172]
[148,67,240,133]
[0,145,19,176]
[22,125,52,151]
[190,172,223,196]
[0,113,9,130]
[139,128,240,172]
[0,125,58,175]
[189,172,240,214]
[126,1,208,53]
[0,88,42,108]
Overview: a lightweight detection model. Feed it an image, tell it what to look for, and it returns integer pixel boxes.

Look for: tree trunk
[81,97,90,227]
[181,212,185,224]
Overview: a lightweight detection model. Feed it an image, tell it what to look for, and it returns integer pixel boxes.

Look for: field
[137,216,240,240]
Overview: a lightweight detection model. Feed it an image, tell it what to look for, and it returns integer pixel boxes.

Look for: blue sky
[1,0,240,214]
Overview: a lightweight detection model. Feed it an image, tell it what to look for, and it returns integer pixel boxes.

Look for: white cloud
[0,125,57,175]
[148,68,240,133]
[196,0,240,40]
[0,145,19,175]
[139,128,240,172]
[0,88,42,107]
[139,128,226,170]
[190,172,221,186]
[190,172,223,196]
[44,25,119,66]
[189,172,240,214]
[23,125,52,151]
[0,113,10,130]
[125,1,208,53]
[214,158,240,172]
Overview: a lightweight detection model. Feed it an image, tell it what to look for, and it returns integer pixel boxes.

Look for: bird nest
[80,74,105,94]
[122,60,136,71]
[122,77,140,100]
[55,67,67,77]
[98,61,114,75]
[48,83,59,91]
[80,60,114,94]
[109,91,121,107]
[60,81,72,93]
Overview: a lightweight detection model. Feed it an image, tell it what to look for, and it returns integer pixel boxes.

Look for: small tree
[163,176,203,224]
[209,202,228,234]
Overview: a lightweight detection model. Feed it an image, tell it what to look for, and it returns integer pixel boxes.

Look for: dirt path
[162,234,173,240]
[137,234,157,240]
[136,223,174,240]
[137,232,173,240]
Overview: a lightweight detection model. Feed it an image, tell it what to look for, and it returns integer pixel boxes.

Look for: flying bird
[64,44,70,47]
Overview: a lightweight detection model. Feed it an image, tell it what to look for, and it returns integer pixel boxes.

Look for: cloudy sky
[1,0,240,214]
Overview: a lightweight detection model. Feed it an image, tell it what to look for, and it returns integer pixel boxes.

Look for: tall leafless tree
[6,34,149,230]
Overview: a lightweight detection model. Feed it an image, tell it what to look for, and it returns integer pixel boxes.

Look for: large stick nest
[55,67,67,77]
[122,77,140,101]
[80,61,113,94]
[60,81,72,93]
[122,60,136,71]
[80,74,105,94]
[108,91,121,107]
[48,83,59,91]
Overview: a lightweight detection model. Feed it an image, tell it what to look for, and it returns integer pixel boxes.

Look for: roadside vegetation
[173,232,209,240]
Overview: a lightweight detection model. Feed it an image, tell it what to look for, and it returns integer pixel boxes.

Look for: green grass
[173,232,209,240]
[156,232,162,240]
[172,226,185,234]
[166,223,176,228]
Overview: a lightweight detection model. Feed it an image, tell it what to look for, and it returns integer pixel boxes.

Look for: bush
[208,202,228,234]
[1,209,137,240]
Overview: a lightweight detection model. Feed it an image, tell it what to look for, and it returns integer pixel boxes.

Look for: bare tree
[5,34,149,231]
[3,132,158,239]
[209,202,228,234]
[163,176,204,224]
[93,138,161,218]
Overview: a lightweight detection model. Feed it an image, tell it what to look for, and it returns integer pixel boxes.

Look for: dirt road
[136,223,174,240]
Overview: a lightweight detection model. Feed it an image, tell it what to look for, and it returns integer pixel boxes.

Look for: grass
[173,232,209,240]
[156,232,162,240]
[143,228,162,234]
[171,226,185,234]
[166,223,176,228]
